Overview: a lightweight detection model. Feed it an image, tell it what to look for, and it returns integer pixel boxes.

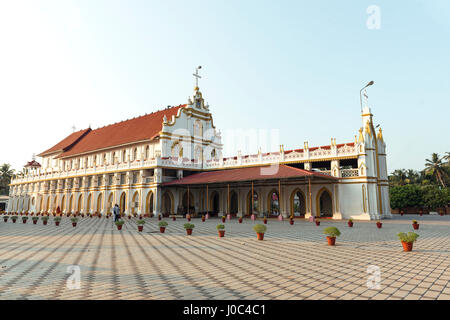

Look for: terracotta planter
[218,230,225,237]
[376,222,382,229]
[187,218,191,222]
[12,219,17,223]
[43,220,48,225]
[401,241,413,252]
[348,222,354,227]
[201,217,205,222]
[186,229,193,235]
[172,217,176,221]
[158,216,162,221]
[160,227,166,233]
[221,217,226,223]
[117,225,122,230]
[22,219,27,224]
[327,236,336,246]
[315,221,320,226]
[289,220,294,225]
[81,214,84,218]
[98,215,101,219]
[256,232,264,240]
[33,220,37,225]
[55,221,60,226]
[412,223,419,230]
[239,218,243,223]
[3,218,7,222]
[72,223,77,227]
[138,225,143,232]
[128,216,131,220]
[263,219,267,225]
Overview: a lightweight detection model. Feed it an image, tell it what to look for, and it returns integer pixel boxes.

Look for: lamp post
[360,81,374,112]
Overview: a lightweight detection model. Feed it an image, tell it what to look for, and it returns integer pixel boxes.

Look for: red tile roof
[163,164,336,186]
[37,129,91,157]
[24,160,41,167]
[39,105,184,159]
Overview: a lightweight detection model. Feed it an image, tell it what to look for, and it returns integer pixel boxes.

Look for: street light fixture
[360,81,374,113]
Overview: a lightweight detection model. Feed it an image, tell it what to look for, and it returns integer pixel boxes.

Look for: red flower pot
[55,221,60,226]
[22,219,27,224]
[160,227,166,233]
[376,222,382,229]
[72,223,77,227]
[289,220,294,225]
[172,217,176,221]
[315,221,320,226]
[158,216,162,221]
[239,218,243,223]
[138,225,143,232]
[202,217,205,222]
[12,219,17,223]
[412,223,419,230]
[327,236,336,246]
[117,225,122,230]
[187,218,191,222]
[186,229,193,235]
[3,218,8,222]
[256,233,264,240]
[221,217,226,223]
[218,230,225,237]
[43,220,48,225]
[33,220,37,225]
[263,219,267,225]
[128,216,131,220]
[98,215,101,219]
[348,222,354,227]
[401,241,413,252]
[81,214,84,218]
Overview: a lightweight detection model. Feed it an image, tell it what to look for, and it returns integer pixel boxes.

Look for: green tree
[390,185,423,210]
[0,164,15,195]
[422,185,449,210]
[424,153,448,188]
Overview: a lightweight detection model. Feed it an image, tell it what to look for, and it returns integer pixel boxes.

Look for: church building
[8,72,392,220]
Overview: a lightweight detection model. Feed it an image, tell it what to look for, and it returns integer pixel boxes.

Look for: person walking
[113,204,120,223]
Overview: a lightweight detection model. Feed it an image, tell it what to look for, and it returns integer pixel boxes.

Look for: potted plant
[54,216,62,226]
[323,227,341,246]
[419,209,423,216]
[263,216,268,224]
[115,220,124,230]
[289,217,294,225]
[376,221,382,229]
[201,215,205,222]
[98,213,102,219]
[22,216,29,224]
[397,232,419,252]
[238,216,243,223]
[11,215,18,223]
[42,216,49,225]
[137,219,145,232]
[71,217,78,227]
[183,223,195,235]
[186,214,191,222]
[315,219,320,226]
[400,209,404,216]
[348,219,354,227]
[253,224,267,240]
[217,224,225,237]
[32,216,39,224]
[128,214,131,220]
[412,220,420,230]
[158,214,162,221]
[158,221,168,233]
[172,215,176,221]
[3,216,8,223]
[221,215,226,223]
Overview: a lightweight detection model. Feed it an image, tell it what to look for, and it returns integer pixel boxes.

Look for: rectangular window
[133,172,138,184]
[120,174,126,185]
[108,175,114,185]
[98,176,103,186]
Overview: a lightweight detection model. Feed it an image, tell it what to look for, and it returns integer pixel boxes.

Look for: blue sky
[0,0,449,173]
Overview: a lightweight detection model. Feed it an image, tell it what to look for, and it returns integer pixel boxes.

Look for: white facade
[8,87,392,220]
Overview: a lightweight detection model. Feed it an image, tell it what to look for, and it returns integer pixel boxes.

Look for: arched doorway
[316,188,333,217]
[131,191,139,214]
[87,193,92,214]
[107,193,114,214]
[69,195,73,213]
[182,191,194,215]
[230,191,238,216]
[39,196,43,213]
[290,189,306,218]
[162,191,173,217]
[61,195,66,213]
[46,196,50,213]
[77,194,83,213]
[246,191,259,216]
[145,191,154,215]
[120,192,127,214]
[53,196,58,213]
[210,191,220,217]
[267,190,280,217]
[97,193,103,213]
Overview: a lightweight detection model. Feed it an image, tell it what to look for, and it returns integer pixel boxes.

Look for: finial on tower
[193,66,202,90]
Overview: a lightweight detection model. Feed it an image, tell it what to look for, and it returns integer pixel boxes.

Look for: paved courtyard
[0,215,449,300]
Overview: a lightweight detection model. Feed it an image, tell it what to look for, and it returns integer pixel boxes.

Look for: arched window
[122,150,126,162]
[145,146,150,159]
[211,149,216,160]
[112,152,116,164]
[268,191,280,216]
[133,148,138,161]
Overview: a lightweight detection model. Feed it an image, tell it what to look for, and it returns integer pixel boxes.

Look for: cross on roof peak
[193,66,202,89]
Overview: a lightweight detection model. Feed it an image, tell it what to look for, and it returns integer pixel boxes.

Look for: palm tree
[0,164,15,195]
[424,153,448,188]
